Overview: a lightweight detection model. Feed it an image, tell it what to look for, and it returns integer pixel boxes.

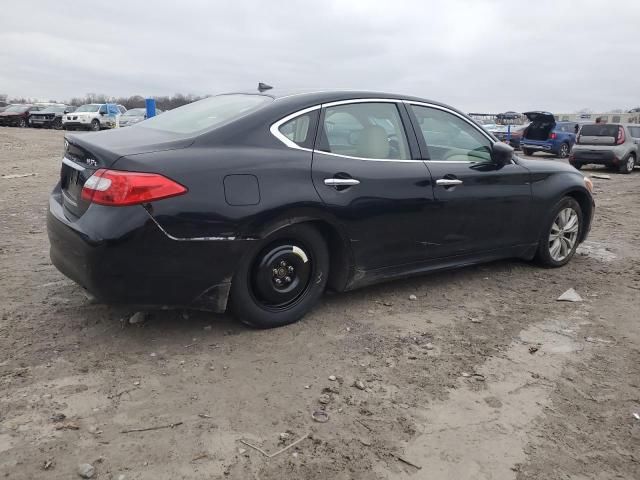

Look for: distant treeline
[0,93,208,110]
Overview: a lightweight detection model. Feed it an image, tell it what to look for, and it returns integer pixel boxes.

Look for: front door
[311,101,434,271]
[407,103,532,258]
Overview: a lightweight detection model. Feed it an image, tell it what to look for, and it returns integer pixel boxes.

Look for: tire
[523,148,534,156]
[569,161,583,170]
[557,142,570,159]
[90,119,100,131]
[18,118,26,128]
[534,197,583,268]
[619,153,635,174]
[53,118,63,130]
[229,224,329,328]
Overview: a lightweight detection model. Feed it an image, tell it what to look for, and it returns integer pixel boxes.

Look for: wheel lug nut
[272,268,278,275]
[280,261,286,267]
[287,266,294,273]
[285,276,291,283]
[275,278,282,285]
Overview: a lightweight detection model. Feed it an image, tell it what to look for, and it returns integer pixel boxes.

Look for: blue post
[506,124,511,143]
[145,98,156,118]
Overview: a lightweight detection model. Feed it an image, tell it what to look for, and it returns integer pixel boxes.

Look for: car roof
[225,88,465,117]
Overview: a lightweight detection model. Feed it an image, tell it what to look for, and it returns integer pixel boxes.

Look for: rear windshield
[628,126,640,138]
[140,94,273,135]
[580,124,619,137]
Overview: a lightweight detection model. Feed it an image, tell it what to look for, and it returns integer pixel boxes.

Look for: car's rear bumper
[47,189,251,312]
[521,141,554,152]
[571,149,619,165]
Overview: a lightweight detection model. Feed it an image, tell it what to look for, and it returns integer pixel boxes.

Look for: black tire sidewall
[229,224,329,328]
[535,197,583,268]
[524,148,533,156]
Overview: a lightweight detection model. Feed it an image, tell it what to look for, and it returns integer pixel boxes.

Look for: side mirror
[491,141,513,167]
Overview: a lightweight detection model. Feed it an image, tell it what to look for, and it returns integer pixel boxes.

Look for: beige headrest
[357,125,389,159]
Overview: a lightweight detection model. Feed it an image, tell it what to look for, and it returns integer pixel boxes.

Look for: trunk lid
[60,128,193,219]
[523,111,556,123]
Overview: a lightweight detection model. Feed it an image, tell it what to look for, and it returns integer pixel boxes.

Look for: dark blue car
[520,112,579,158]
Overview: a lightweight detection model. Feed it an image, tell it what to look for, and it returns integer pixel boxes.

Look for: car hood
[0,111,21,117]
[523,111,555,123]
[65,127,194,167]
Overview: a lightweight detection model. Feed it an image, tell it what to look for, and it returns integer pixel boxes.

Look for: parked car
[493,124,529,149]
[569,123,638,174]
[520,112,579,158]
[0,104,44,127]
[47,90,594,328]
[29,105,75,129]
[62,104,126,131]
[118,107,163,127]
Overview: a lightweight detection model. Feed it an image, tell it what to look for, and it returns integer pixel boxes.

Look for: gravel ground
[1,127,639,480]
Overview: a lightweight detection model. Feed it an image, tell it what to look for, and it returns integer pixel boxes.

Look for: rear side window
[628,126,640,138]
[278,110,318,149]
[141,94,273,135]
[318,103,410,160]
[580,124,619,137]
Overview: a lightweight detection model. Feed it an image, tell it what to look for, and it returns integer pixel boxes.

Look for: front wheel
[90,119,100,131]
[18,118,26,128]
[534,197,583,267]
[569,161,583,170]
[619,154,635,174]
[53,118,63,130]
[229,224,329,328]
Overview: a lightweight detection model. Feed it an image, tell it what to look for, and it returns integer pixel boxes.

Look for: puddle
[381,309,591,479]
[576,241,616,262]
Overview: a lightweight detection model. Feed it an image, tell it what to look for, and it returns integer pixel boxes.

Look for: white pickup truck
[62,103,126,131]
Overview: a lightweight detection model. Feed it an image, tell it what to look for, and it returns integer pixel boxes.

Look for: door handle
[324,178,360,187]
[436,178,463,186]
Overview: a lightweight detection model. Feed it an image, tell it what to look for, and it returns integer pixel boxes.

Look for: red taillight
[81,169,187,206]
[550,132,557,140]
[617,126,625,145]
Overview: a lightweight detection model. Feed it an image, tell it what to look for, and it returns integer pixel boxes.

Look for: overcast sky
[1,0,639,112]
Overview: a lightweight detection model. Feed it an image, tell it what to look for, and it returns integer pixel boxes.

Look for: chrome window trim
[62,156,86,171]
[270,105,320,150]
[269,97,511,165]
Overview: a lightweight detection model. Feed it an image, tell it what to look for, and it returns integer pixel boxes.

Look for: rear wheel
[229,224,329,328]
[90,119,100,131]
[17,118,26,128]
[535,197,583,267]
[523,148,534,156]
[558,142,570,158]
[619,154,635,174]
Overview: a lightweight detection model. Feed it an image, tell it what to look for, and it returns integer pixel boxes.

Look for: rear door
[406,103,532,258]
[311,100,435,270]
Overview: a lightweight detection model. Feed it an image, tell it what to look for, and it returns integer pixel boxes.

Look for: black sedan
[47,90,595,328]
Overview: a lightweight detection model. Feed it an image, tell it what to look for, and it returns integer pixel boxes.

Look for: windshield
[75,104,101,113]
[5,105,29,113]
[124,108,146,116]
[580,124,619,137]
[140,94,273,135]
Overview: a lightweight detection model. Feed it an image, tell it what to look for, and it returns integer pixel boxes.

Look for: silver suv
[570,123,638,174]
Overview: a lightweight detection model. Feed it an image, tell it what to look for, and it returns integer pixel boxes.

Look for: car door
[406,103,532,258]
[310,100,435,270]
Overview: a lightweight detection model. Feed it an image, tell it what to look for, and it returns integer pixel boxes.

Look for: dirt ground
[0,126,638,480]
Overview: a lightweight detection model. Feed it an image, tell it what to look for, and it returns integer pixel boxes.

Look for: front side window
[319,102,410,160]
[410,105,492,162]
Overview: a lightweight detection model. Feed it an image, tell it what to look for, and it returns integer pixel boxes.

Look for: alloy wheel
[249,242,313,310]
[559,143,569,158]
[548,207,579,262]
[627,156,635,172]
